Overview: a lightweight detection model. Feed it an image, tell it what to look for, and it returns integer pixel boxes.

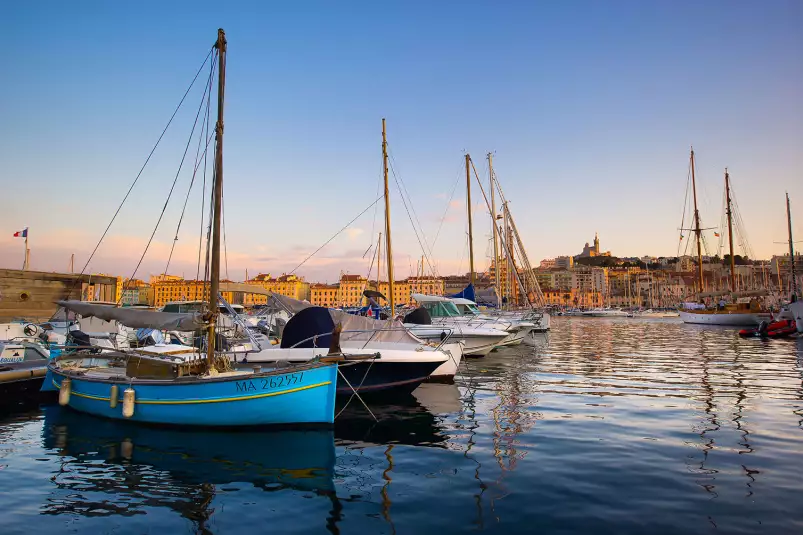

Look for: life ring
[23,323,39,337]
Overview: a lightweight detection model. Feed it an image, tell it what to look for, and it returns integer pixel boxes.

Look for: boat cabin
[449,298,483,316]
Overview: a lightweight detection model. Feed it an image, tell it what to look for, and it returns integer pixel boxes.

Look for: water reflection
[41,406,337,531]
[0,320,801,534]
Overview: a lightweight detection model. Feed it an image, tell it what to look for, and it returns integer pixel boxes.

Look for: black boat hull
[335,360,442,395]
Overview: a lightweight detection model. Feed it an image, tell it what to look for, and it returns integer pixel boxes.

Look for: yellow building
[542,289,603,308]
[310,284,339,307]
[378,280,412,306]
[338,274,369,307]
[407,276,445,298]
[151,276,234,308]
[243,273,310,305]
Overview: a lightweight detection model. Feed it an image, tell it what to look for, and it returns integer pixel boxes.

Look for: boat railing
[285,327,455,352]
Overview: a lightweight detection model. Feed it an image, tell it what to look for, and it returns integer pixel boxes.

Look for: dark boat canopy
[403,307,432,325]
[280,307,335,349]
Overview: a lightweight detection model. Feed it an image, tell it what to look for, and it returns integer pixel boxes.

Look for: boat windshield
[421,301,461,318]
[454,303,481,316]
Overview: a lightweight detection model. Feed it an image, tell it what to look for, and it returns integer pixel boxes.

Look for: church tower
[594,232,600,254]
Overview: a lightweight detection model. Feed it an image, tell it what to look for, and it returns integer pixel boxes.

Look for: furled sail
[56,300,207,331]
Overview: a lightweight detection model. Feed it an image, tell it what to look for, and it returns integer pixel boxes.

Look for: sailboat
[678,155,771,326]
[777,193,802,332]
[47,29,339,426]
[238,120,460,384]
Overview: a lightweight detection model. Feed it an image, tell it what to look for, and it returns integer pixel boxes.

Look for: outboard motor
[757,320,769,337]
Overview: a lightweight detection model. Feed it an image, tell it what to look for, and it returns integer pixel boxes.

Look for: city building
[338,274,369,307]
[577,233,611,258]
[310,283,339,308]
[120,278,152,306]
[150,276,235,308]
[243,273,310,305]
[407,276,445,298]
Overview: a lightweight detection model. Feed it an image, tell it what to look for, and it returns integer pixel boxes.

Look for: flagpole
[24,232,29,270]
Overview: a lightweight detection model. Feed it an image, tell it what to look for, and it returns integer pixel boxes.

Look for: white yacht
[412,294,534,349]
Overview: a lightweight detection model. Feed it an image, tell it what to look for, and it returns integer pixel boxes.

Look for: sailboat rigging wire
[165,56,217,277]
[368,159,383,257]
[386,152,439,278]
[222,191,229,280]
[678,160,692,258]
[197,56,215,283]
[203,155,217,286]
[118,52,214,303]
[288,195,384,276]
[74,48,214,290]
[431,159,464,252]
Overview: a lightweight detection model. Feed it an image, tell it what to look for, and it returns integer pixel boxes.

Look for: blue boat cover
[280,306,336,349]
[448,283,476,302]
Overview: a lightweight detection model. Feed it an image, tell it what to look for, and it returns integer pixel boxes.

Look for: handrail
[283,327,455,352]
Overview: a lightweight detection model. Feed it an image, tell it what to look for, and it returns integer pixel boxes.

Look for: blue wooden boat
[46,29,339,428]
[48,354,337,426]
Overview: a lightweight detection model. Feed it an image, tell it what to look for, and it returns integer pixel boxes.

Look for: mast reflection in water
[0,319,802,534]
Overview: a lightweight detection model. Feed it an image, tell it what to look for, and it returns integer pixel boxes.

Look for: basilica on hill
[577,233,612,258]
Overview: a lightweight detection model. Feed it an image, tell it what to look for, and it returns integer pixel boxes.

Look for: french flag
[13,228,28,238]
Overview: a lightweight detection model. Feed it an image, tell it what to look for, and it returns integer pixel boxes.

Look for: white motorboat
[412,294,534,349]
[243,294,463,382]
[678,308,771,326]
[404,323,509,358]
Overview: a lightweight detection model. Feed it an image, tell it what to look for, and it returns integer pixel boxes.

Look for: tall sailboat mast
[488,153,501,307]
[382,119,395,314]
[690,148,705,294]
[207,28,227,368]
[466,154,475,286]
[787,193,798,297]
[725,169,737,293]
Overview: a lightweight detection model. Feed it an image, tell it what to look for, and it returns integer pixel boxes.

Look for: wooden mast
[207,28,227,369]
[690,148,705,295]
[466,154,475,286]
[787,193,798,297]
[488,153,501,308]
[725,169,737,293]
[382,119,395,314]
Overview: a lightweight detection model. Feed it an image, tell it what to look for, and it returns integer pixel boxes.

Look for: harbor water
[1,318,802,534]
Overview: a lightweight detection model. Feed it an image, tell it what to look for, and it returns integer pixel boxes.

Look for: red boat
[739,319,797,338]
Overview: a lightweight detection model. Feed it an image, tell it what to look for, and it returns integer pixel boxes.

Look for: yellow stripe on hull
[52,379,332,405]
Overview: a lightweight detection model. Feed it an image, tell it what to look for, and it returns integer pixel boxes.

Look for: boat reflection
[41,406,336,527]
[334,383,459,448]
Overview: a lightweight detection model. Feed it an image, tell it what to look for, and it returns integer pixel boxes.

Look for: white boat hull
[406,328,505,358]
[679,310,771,326]
[787,301,803,333]
[239,341,457,378]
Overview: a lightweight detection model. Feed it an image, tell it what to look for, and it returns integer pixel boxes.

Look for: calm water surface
[1,318,802,534]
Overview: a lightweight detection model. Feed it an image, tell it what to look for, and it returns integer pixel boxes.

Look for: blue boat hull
[49,363,338,426]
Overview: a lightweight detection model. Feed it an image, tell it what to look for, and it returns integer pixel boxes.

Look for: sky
[1,1,801,283]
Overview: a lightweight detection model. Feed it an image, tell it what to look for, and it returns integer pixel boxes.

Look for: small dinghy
[738,319,797,339]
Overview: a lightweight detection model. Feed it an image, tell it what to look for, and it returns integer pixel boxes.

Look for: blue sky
[2,1,801,282]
